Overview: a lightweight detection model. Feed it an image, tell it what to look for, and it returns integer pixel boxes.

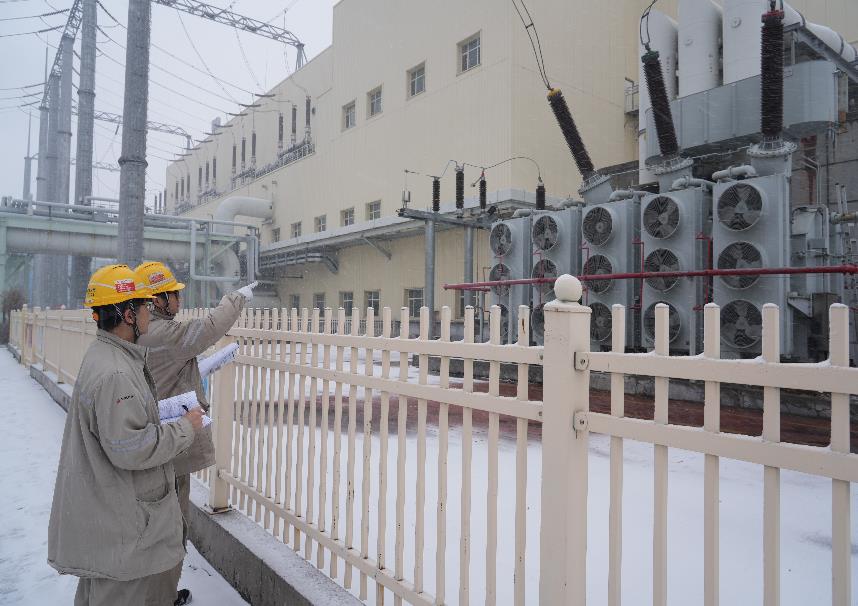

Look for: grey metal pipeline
[712,165,758,182]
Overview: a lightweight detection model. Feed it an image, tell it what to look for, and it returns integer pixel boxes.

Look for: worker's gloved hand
[237,281,258,301]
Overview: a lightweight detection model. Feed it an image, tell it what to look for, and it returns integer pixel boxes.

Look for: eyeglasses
[142,301,155,312]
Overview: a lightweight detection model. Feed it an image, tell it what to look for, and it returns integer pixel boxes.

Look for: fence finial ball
[554,274,582,303]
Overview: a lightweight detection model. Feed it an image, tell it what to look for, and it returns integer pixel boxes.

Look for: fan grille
[531,259,558,296]
[583,206,613,246]
[582,255,613,294]
[532,215,560,251]
[489,263,511,296]
[643,196,681,239]
[717,183,763,231]
[644,302,682,344]
[590,302,612,342]
[720,299,763,349]
[644,248,681,291]
[490,223,513,256]
[717,241,763,289]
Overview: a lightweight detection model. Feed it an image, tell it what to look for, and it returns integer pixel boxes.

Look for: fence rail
[6,278,857,605]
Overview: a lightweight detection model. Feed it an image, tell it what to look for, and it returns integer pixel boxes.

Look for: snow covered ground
[0,350,248,606]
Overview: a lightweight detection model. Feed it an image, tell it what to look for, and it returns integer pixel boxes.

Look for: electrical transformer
[640,188,711,353]
[581,199,640,350]
[488,215,532,344]
[712,175,791,358]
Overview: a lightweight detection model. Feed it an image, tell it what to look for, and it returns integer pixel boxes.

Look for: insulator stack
[455,166,465,209]
[536,181,546,210]
[760,9,785,140]
[547,88,595,178]
[479,175,487,210]
[432,177,440,212]
[642,50,679,158]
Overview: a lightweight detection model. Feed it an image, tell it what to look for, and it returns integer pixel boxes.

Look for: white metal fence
[7,280,857,605]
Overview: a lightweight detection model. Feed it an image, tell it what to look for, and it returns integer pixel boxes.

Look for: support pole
[117,0,151,267]
[70,0,97,307]
[33,56,50,308]
[37,75,61,308]
[23,114,33,201]
[424,219,436,339]
[464,226,474,310]
[56,34,75,307]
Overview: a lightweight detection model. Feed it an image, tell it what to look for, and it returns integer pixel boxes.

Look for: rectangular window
[251,132,257,161]
[408,63,425,97]
[339,291,354,315]
[205,162,209,185]
[289,294,300,311]
[175,181,179,200]
[198,166,203,188]
[272,227,280,243]
[232,144,236,171]
[405,288,424,318]
[241,138,246,166]
[458,290,466,318]
[180,177,184,197]
[291,222,302,238]
[343,101,356,130]
[459,34,481,73]
[313,292,326,311]
[366,200,382,220]
[368,86,382,117]
[341,207,355,227]
[212,157,217,182]
[365,290,380,315]
[314,215,327,233]
[278,113,284,147]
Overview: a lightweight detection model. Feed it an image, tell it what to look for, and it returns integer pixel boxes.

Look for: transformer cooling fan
[721,299,763,349]
[717,241,762,289]
[583,206,613,246]
[532,215,560,251]
[643,196,680,239]
[531,259,558,296]
[489,263,512,296]
[531,304,546,341]
[644,302,682,344]
[717,183,763,231]
[644,248,681,292]
[490,223,513,256]
[590,302,612,342]
[582,255,613,294]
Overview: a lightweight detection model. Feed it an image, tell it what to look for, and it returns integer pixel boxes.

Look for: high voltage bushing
[642,50,679,157]
[479,175,487,210]
[547,88,595,178]
[536,180,546,210]
[455,166,465,209]
[432,177,441,212]
[761,8,785,140]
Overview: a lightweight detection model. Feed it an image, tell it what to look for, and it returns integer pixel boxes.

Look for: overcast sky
[0,0,334,207]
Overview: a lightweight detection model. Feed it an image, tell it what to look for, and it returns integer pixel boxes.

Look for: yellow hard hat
[135,261,186,295]
[84,264,154,308]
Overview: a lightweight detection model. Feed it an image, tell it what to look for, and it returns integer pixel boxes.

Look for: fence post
[208,335,237,512]
[539,275,591,606]
[56,306,65,383]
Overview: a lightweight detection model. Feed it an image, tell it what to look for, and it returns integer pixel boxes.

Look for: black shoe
[174,589,192,605]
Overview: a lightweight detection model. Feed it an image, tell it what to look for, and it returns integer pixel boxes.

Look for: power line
[0,81,44,90]
[0,23,61,37]
[0,7,67,21]
[174,10,241,104]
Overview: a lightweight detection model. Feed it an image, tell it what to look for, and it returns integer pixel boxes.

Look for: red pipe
[443,264,858,290]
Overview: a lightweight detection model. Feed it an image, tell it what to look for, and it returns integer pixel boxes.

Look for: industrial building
[169,1,858,360]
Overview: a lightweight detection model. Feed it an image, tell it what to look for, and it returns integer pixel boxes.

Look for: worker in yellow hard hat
[135,260,254,606]
[48,264,204,605]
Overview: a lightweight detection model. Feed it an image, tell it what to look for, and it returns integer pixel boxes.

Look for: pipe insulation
[212,196,273,234]
[642,50,680,158]
[546,88,595,179]
[760,7,785,140]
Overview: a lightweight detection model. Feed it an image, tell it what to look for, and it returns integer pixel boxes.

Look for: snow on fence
[6,277,858,606]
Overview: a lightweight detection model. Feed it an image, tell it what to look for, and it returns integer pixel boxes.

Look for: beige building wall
[167,0,858,314]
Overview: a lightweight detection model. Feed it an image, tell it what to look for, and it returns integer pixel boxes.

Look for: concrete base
[187,481,362,606]
[6,344,21,363]
[23,355,360,606]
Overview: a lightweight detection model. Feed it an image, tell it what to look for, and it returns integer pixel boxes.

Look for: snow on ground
[0,350,247,606]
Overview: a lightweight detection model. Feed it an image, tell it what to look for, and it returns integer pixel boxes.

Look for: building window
[343,101,356,130]
[251,131,257,162]
[366,200,382,220]
[241,137,246,167]
[212,157,217,182]
[272,227,280,243]
[313,292,325,311]
[339,291,354,315]
[405,288,424,318]
[289,294,300,311]
[180,177,184,198]
[232,144,237,172]
[278,113,284,148]
[198,166,203,189]
[365,290,380,315]
[175,181,179,200]
[314,214,327,233]
[408,63,425,97]
[291,222,302,238]
[368,86,382,117]
[205,161,210,185]
[458,290,466,318]
[341,207,355,226]
[459,34,481,73]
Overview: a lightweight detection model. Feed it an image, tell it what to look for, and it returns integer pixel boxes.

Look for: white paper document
[197,342,239,379]
[157,390,212,427]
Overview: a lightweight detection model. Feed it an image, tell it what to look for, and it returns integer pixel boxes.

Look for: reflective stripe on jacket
[48,330,194,581]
